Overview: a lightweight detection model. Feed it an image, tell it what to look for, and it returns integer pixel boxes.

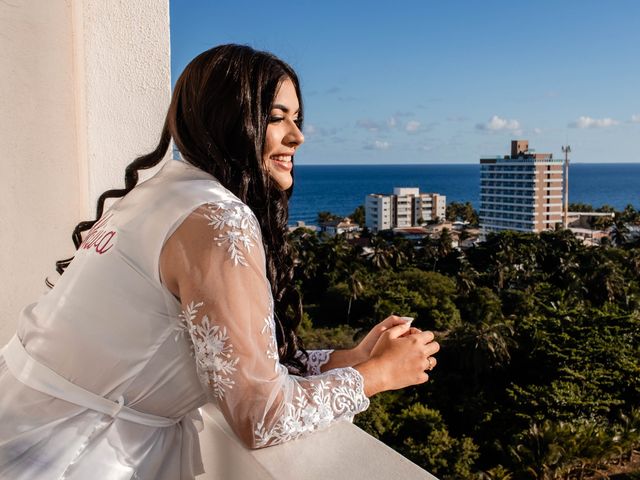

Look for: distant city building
[288,220,318,233]
[319,217,360,238]
[480,140,564,233]
[569,227,609,247]
[365,187,446,233]
[566,211,614,246]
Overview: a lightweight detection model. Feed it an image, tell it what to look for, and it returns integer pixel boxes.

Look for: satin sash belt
[2,335,181,428]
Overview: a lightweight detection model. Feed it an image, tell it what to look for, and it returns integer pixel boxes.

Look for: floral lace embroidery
[254,279,369,446]
[176,301,239,399]
[262,319,280,372]
[204,201,260,266]
[260,294,282,373]
[303,350,334,376]
[253,368,369,447]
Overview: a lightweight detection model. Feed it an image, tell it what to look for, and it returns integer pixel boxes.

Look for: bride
[0,44,439,479]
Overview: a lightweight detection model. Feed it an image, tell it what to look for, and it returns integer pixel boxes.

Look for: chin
[277,179,293,191]
[269,174,293,191]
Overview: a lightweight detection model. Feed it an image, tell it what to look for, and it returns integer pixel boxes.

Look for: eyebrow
[272,104,300,114]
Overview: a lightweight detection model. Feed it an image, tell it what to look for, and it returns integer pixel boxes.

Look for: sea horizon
[289,163,640,225]
[294,161,640,166]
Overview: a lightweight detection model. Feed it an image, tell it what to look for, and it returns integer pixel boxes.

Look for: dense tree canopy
[292,223,640,479]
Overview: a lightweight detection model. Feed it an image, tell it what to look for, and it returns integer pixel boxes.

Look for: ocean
[288,163,640,226]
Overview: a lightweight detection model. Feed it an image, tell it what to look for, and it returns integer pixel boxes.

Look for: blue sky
[170,1,640,165]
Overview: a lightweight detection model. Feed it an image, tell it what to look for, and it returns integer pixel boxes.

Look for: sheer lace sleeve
[163,201,369,449]
[297,350,335,376]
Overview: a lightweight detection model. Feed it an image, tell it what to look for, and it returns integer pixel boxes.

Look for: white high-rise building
[365,188,446,232]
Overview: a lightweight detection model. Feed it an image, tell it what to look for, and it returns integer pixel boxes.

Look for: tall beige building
[365,188,446,232]
[480,140,564,233]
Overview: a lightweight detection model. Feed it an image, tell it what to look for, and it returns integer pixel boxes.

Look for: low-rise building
[570,227,609,246]
[319,217,360,238]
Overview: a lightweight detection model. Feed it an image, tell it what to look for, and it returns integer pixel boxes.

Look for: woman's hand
[354,322,440,397]
[314,315,424,373]
[351,315,415,364]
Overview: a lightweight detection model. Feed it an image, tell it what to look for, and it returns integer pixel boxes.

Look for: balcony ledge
[197,404,438,480]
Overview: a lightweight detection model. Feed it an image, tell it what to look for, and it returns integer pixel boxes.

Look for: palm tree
[289,228,320,285]
[365,235,392,270]
[569,421,615,480]
[456,255,478,296]
[620,204,640,224]
[320,233,352,274]
[388,241,408,269]
[415,237,439,271]
[342,264,365,322]
[584,255,626,305]
[610,218,629,246]
[615,408,640,464]
[437,228,453,258]
[510,420,572,480]
[447,320,514,383]
[477,465,513,480]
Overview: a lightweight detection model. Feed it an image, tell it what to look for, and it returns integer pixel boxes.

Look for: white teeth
[271,155,291,163]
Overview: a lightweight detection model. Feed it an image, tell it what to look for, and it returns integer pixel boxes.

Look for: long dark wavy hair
[54,44,308,373]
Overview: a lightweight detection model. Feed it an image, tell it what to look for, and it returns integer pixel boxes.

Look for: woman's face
[263,78,304,190]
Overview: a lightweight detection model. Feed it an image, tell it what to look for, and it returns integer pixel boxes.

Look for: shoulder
[161,198,265,295]
[140,160,262,236]
[199,200,260,236]
[196,200,262,265]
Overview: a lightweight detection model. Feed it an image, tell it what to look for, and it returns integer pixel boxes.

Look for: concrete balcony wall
[0,0,170,344]
[197,404,438,480]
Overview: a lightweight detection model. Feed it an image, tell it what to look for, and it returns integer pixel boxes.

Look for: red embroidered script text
[81,213,117,254]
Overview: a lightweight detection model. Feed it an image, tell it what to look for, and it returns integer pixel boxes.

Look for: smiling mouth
[271,155,292,164]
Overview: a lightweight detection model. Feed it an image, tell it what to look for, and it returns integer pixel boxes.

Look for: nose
[286,122,304,147]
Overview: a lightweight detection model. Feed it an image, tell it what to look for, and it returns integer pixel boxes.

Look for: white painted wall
[0,0,171,345]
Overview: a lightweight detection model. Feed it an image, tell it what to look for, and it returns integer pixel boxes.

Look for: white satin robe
[0,159,369,480]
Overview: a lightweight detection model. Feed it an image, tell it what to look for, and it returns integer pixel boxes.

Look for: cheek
[263,128,277,157]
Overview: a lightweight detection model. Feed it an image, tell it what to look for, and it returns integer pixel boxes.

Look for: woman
[0,44,439,479]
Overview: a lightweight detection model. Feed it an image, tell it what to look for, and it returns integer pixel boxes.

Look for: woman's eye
[268,116,284,123]
[294,118,303,127]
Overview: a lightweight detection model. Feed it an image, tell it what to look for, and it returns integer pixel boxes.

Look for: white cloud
[476,115,521,133]
[301,124,339,139]
[405,120,421,132]
[631,114,640,123]
[569,116,619,128]
[533,128,542,135]
[364,140,391,150]
[356,119,384,132]
[387,117,397,128]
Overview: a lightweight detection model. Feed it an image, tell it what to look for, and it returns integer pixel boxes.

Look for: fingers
[413,330,435,344]
[424,340,440,357]
[425,356,437,371]
[384,321,412,339]
[381,315,413,329]
[400,326,422,338]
